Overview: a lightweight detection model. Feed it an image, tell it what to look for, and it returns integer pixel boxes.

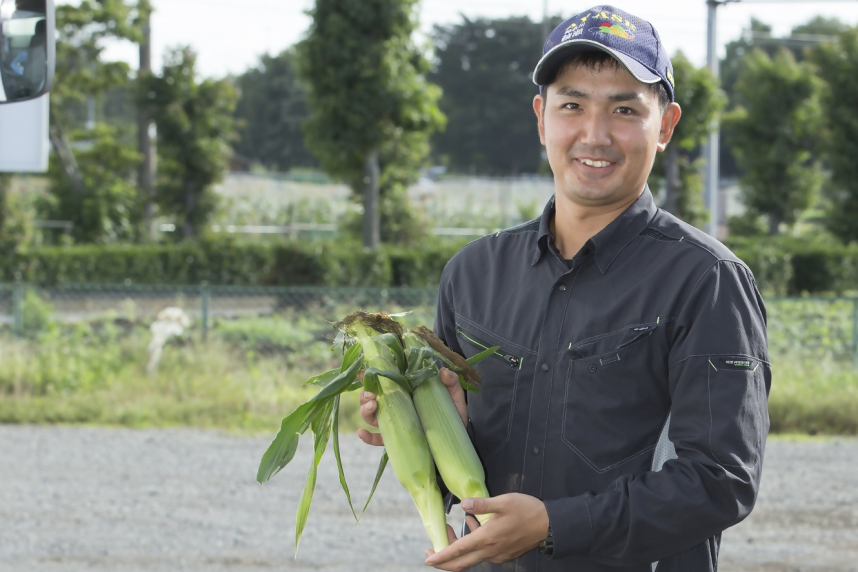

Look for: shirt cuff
[543,495,594,560]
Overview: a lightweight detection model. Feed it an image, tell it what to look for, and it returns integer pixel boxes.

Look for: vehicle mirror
[0,0,55,104]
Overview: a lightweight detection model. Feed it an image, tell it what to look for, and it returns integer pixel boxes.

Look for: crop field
[0,289,855,435]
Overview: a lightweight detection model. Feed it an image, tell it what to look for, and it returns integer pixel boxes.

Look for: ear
[657,102,682,152]
[533,94,546,146]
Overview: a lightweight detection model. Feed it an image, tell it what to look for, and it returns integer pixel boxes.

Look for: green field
[0,298,855,436]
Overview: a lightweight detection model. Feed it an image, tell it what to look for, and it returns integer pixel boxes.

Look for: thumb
[461,496,498,515]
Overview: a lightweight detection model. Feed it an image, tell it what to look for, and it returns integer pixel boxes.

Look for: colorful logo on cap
[666,68,675,87]
[592,21,634,40]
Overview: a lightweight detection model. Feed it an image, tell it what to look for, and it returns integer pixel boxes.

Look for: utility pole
[137,0,156,240]
[704,0,724,238]
[542,0,549,41]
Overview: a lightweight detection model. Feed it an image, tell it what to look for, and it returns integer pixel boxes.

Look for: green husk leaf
[295,399,334,556]
[258,357,363,483]
[466,345,501,366]
[376,332,407,372]
[302,368,339,387]
[341,341,363,371]
[458,374,480,394]
[406,367,437,391]
[364,367,411,394]
[310,357,363,403]
[360,450,389,518]
[331,395,358,523]
[362,371,382,395]
[257,400,323,483]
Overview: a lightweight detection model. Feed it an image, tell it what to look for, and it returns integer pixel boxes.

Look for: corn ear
[406,334,492,525]
[353,320,450,552]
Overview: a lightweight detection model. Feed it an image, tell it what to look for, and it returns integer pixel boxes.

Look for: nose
[578,111,613,148]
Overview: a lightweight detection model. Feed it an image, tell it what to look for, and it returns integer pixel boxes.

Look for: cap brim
[533,40,661,88]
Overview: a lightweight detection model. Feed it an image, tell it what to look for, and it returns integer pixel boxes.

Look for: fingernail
[462,498,474,510]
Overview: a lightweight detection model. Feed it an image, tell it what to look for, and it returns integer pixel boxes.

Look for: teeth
[580,159,611,168]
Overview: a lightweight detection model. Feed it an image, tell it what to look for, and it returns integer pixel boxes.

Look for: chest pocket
[562,320,669,473]
[456,327,524,460]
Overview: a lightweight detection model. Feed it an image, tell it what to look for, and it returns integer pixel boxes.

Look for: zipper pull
[505,354,521,368]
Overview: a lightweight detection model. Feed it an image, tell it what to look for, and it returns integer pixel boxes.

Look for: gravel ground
[0,426,856,572]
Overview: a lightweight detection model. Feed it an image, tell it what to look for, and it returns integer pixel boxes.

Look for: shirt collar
[531,186,658,272]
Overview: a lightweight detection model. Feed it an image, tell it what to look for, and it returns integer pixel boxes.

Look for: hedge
[0,239,465,288]
[728,237,858,296]
[3,236,855,294]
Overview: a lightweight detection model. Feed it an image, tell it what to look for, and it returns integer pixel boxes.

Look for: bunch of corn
[256,311,497,554]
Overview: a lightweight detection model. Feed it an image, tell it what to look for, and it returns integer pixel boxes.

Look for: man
[359,5,770,571]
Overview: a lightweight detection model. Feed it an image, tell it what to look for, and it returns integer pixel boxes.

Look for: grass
[0,318,364,432]
[769,356,858,435]
[0,298,856,436]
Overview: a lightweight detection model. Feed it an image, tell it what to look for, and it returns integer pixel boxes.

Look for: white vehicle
[0,0,55,172]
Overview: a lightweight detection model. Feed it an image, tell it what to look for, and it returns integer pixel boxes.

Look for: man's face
[533,61,681,209]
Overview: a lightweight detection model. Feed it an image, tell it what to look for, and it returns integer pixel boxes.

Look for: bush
[728,236,858,295]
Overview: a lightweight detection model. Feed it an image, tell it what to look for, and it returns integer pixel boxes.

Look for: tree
[724,48,823,235]
[140,47,238,239]
[648,52,725,228]
[720,16,847,181]
[44,0,145,242]
[298,0,446,249]
[810,27,858,244]
[41,125,142,243]
[430,16,560,175]
[233,49,317,172]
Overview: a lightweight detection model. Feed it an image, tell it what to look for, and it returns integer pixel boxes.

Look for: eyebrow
[553,87,645,103]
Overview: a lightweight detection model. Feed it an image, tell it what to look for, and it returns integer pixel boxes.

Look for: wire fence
[0,283,856,365]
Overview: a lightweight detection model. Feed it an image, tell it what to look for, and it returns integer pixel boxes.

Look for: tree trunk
[138,6,156,241]
[184,181,197,239]
[768,214,780,236]
[48,123,85,194]
[662,144,681,216]
[0,174,9,238]
[362,149,380,250]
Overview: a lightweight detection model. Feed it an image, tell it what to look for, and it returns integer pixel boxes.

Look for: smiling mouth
[577,158,615,169]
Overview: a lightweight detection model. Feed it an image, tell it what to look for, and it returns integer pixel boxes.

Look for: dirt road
[0,427,855,571]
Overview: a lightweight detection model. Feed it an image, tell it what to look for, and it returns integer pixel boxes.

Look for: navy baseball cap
[533,5,675,102]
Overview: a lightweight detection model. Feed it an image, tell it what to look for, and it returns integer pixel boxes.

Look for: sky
[98,0,858,78]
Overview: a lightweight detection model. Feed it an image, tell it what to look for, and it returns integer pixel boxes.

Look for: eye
[563,102,581,110]
[615,106,635,115]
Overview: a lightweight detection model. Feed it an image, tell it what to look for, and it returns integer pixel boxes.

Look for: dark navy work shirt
[434,188,771,572]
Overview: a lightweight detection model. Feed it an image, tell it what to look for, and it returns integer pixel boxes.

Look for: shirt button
[558,285,567,291]
[541,363,550,371]
[589,365,598,373]
[533,447,540,455]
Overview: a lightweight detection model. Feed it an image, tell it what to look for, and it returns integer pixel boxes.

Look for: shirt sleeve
[434,262,464,356]
[544,259,772,565]
[433,261,467,505]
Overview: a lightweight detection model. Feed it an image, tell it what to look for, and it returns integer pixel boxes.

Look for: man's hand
[423,494,549,572]
[357,367,468,447]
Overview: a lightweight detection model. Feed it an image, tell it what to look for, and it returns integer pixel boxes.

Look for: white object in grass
[147,307,191,375]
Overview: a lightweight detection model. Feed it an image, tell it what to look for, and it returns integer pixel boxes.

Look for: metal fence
[0,283,856,365]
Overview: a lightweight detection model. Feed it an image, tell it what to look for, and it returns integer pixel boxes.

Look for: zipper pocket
[617,322,658,350]
[457,328,523,369]
[568,319,660,355]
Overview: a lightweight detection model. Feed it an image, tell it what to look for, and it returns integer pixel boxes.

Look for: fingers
[465,514,481,534]
[424,530,489,570]
[438,368,468,427]
[359,390,379,427]
[462,496,499,516]
[446,523,459,545]
[356,428,384,447]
